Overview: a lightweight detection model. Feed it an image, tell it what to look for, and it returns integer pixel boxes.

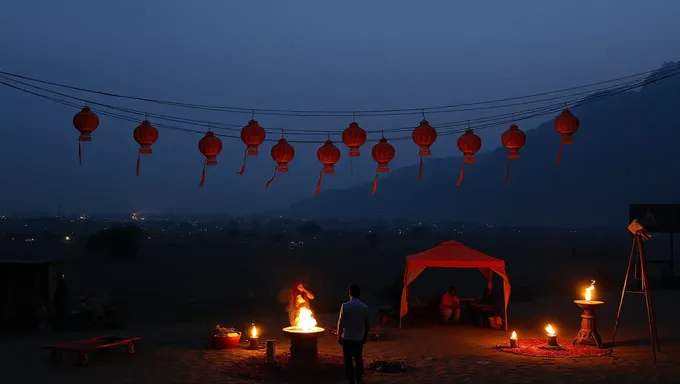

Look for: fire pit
[282,308,325,362]
[573,280,603,348]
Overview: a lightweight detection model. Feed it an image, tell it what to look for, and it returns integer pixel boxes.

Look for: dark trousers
[342,339,364,382]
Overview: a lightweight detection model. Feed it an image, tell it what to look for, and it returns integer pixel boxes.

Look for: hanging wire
[0,73,662,135]
[1,62,678,116]
[0,65,678,145]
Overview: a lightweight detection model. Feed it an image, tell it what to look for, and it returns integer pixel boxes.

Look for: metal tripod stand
[610,232,661,362]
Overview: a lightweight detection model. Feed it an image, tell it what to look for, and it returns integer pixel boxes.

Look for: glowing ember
[545,324,556,337]
[510,331,518,340]
[584,280,596,301]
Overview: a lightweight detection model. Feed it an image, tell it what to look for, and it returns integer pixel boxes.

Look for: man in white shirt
[337,284,370,384]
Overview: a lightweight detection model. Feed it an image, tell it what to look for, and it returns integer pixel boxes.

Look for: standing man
[337,284,369,384]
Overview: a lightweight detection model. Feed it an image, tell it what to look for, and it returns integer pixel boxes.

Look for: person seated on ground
[439,286,461,323]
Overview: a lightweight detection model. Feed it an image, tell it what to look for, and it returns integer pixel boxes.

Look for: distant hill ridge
[280,61,680,227]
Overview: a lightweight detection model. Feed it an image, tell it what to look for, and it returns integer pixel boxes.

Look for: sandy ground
[2,291,679,383]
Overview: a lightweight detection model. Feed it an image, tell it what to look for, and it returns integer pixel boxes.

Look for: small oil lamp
[509,331,518,348]
[248,322,259,350]
[545,324,558,347]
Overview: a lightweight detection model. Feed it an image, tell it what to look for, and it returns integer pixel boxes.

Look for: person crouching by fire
[287,283,315,325]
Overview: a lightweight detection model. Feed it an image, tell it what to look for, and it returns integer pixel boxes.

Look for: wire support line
[0,73,668,135]
[1,68,678,145]
[1,62,679,117]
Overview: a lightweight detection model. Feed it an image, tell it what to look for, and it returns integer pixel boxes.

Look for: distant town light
[64,236,70,241]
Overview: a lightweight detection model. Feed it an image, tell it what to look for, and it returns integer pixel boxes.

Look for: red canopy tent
[399,240,511,330]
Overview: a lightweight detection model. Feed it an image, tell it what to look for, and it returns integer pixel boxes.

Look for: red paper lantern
[237,119,266,175]
[501,124,526,183]
[371,137,396,195]
[265,138,295,190]
[197,131,223,188]
[411,119,438,180]
[553,109,580,166]
[133,120,159,177]
[314,140,342,196]
[342,122,367,173]
[456,129,482,186]
[72,107,100,166]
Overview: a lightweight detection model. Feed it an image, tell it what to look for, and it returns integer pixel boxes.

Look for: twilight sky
[0,0,678,216]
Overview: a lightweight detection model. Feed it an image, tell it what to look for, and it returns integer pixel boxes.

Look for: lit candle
[509,331,518,348]
[248,323,259,350]
[584,280,596,302]
[545,324,558,346]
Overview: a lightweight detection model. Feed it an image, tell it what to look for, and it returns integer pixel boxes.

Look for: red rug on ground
[494,338,609,358]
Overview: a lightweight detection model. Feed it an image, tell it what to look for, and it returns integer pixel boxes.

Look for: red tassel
[265,166,277,190]
[136,149,141,177]
[418,155,423,180]
[504,158,511,183]
[456,164,465,186]
[553,141,564,167]
[197,160,206,188]
[314,169,324,196]
[236,149,247,175]
[78,141,82,167]
[372,170,379,195]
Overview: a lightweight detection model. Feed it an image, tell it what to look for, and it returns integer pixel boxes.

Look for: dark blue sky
[0,0,678,216]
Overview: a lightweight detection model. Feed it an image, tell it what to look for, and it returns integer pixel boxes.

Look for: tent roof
[406,240,505,269]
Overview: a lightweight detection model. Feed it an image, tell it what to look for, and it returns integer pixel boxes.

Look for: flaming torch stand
[610,220,661,363]
[573,300,604,348]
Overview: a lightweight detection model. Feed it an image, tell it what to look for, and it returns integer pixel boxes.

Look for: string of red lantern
[197,130,223,188]
[72,101,584,192]
[265,137,295,190]
[72,107,99,166]
[237,119,266,175]
[133,120,159,177]
[456,129,482,186]
[501,124,526,182]
[411,119,438,179]
[315,139,341,196]
[553,108,580,167]
[371,135,396,195]
[341,121,367,174]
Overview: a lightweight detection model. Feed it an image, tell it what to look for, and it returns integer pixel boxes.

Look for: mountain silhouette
[281,62,680,227]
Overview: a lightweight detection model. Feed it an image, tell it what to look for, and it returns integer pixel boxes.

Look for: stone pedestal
[573,300,604,348]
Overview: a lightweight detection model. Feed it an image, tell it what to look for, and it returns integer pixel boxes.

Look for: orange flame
[510,331,518,340]
[545,324,556,336]
[294,307,318,331]
[585,280,596,301]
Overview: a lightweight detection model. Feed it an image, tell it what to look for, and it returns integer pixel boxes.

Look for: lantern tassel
[136,149,141,177]
[197,160,207,188]
[78,141,82,167]
[504,158,511,183]
[265,166,277,190]
[418,155,423,180]
[456,163,465,186]
[372,169,379,195]
[314,169,324,197]
[236,148,248,175]
[553,141,564,167]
